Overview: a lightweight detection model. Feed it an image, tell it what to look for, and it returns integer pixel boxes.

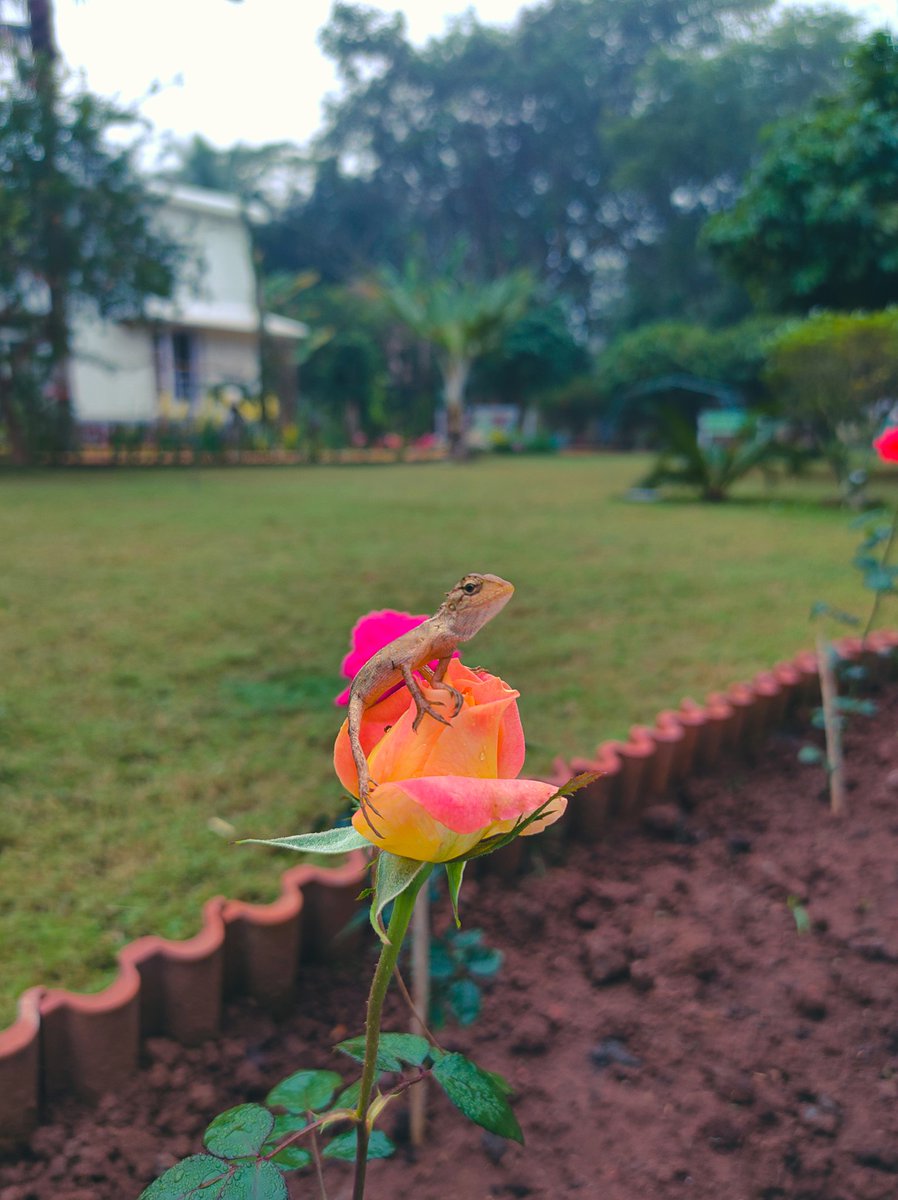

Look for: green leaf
[429,943,455,980]
[323,1129,395,1162]
[334,1078,362,1109]
[222,1161,288,1199]
[787,895,811,935]
[466,946,503,977]
[239,826,371,855]
[809,600,860,626]
[371,851,428,942]
[446,860,465,927]
[797,745,824,765]
[266,1145,311,1172]
[864,566,897,593]
[336,1031,432,1072]
[261,1113,311,1170]
[432,1053,523,1143]
[265,1070,342,1114]
[204,1105,274,1160]
[448,978,482,1026]
[139,1155,229,1200]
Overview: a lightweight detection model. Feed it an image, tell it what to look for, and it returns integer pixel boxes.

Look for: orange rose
[333,659,564,862]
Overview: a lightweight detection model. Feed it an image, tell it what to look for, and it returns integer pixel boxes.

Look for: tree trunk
[0,379,28,465]
[27,0,55,57]
[27,1,74,447]
[443,356,470,460]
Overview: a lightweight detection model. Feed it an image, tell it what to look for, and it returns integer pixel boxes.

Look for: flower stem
[353,863,433,1200]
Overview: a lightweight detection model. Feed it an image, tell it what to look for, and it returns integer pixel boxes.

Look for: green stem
[352,863,433,1200]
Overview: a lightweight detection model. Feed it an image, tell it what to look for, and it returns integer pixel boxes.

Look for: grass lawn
[0,455,885,1023]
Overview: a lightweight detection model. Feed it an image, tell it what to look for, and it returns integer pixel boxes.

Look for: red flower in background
[874,427,898,463]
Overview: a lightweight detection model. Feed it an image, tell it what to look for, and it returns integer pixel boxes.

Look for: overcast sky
[50,0,898,153]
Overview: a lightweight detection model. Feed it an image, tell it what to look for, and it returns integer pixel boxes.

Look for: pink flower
[874,427,898,463]
[335,609,431,706]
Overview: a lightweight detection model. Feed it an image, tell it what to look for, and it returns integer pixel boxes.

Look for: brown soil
[4,696,898,1200]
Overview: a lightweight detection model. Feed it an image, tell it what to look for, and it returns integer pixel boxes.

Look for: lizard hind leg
[402,662,453,733]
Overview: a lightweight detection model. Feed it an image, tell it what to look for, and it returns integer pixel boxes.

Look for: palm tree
[378,262,533,457]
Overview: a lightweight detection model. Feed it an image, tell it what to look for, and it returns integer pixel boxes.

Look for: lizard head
[440,573,515,642]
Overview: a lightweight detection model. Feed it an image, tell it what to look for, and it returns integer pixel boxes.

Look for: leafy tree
[610,7,857,326]
[705,31,898,312]
[270,0,856,329]
[376,263,533,455]
[764,310,898,480]
[472,304,590,406]
[598,317,782,433]
[0,55,180,461]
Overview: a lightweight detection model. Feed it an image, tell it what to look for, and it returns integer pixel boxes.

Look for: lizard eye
[462,581,478,594]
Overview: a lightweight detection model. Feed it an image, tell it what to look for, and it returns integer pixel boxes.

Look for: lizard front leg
[401,662,453,733]
[347,692,384,836]
[420,657,463,717]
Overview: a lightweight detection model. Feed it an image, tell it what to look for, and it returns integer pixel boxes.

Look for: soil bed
[5,694,898,1200]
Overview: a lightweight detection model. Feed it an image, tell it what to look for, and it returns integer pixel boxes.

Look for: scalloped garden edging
[2,629,897,1154]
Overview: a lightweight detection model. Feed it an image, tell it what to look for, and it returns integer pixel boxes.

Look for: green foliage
[273,0,856,328]
[141,1155,287,1200]
[430,927,503,1029]
[706,32,898,312]
[376,260,533,450]
[432,1052,523,1144]
[140,1155,231,1199]
[336,1032,433,1071]
[204,1105,274,1159]
[473,304,590,405]
[763,310,898,479]
[322,1129,395,1162]
[601,318,783,425]
[265,1070,343,1113]
[787,895,811,935]
[642,412,777,501]
[240,826,371,856]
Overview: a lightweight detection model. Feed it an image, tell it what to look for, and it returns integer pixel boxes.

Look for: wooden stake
[816,633,847,817]
[409,883,430,1147]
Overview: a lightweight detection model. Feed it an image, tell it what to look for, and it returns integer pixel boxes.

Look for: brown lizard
[347,573,515,835]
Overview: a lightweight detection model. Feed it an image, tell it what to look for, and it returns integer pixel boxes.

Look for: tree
[705,32,898,313]
[763,310,898,480]
[269,0,857,330]
[0,55,180,462]
[472,304,590,407]
[376,263,533,456]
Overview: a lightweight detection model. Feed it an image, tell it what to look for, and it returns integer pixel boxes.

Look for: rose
[874,427,898,463]
[333,658,565,862]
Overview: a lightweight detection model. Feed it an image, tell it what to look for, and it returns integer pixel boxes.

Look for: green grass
[0,456,884,1023]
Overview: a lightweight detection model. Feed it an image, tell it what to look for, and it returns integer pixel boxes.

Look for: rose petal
[350,775,564,862]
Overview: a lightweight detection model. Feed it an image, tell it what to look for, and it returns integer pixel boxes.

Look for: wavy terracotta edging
[3,632,897,1152]
[0,854,367,1151]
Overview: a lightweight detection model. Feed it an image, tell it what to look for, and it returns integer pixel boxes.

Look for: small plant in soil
[800,425,898,813]
[140,588,594,1200]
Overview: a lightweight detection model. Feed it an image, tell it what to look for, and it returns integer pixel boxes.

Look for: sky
[48,0,898,154]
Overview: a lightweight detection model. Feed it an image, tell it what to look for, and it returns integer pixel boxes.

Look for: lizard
[347,573,515,836]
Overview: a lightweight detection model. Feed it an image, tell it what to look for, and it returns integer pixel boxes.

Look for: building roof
[143,297,307,340]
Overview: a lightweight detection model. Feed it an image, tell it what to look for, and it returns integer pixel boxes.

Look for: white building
[70,184,306,427]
